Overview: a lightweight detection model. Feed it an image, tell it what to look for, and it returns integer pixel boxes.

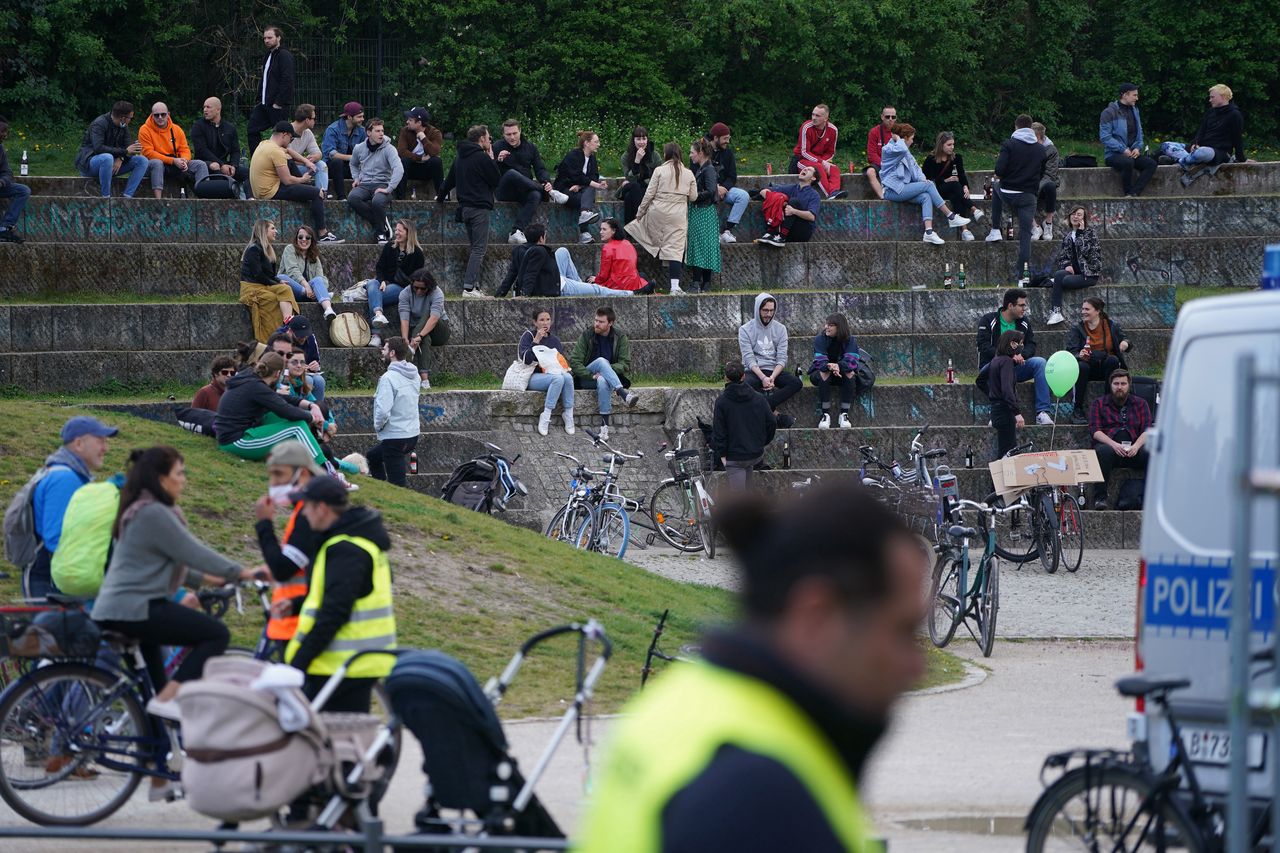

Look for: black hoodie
[214,369,311,445]
[288,505,393,673]
[438,140,500,208]
[1191,102,1246,164]
[712,381,777,461]
[493,137,551,184]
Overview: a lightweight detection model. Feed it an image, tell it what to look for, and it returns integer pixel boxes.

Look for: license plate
[1184,727,1266,769]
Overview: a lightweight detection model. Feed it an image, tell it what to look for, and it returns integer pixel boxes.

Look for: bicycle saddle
[923,449,948,459]
[947,525,977,539]
[1115,674,1191,698]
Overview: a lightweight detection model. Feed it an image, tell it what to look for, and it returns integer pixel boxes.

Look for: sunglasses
[218,369,235,376]
[287,358,306,366]
[883,114,896,119]
[153,112,168,118]
[296,235,312,242]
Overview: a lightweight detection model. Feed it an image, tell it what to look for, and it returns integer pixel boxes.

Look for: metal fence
[294,35,402,122]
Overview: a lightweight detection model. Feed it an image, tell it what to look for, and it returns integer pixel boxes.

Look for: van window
[1159,332,1279,552]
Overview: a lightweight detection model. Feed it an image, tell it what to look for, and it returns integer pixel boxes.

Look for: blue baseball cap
[61,416,119,444]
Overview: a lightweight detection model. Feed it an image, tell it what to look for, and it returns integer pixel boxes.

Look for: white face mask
[268,471,303,506]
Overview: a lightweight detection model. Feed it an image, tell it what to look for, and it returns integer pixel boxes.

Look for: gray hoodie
[373,359,421,440]
[738,292,789,373]
[351,138,404,192]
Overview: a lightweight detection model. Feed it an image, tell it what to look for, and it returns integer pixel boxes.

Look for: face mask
[268,471,302,506]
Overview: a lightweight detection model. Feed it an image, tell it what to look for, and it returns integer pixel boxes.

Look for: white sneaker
[1036,412,1055,426]
[420,376,431,390]
[623,391,639,407]
[669,283,685,294]
[579,210,600,226]
[579,231,594,244]
[985,229,1003,242]
[818,413,831,429]
[971,208,984,222]
[947,213,971,228]
[462,288,491,299]
[371,311,389,328]
[549,189,569,205]
[537,410,551,436]
[961,229,975,241]
[719,231,737,243]
[1031,221,1043,240]
[369,333,382,347]
[509,229,527,245]
[146,696,182,722]
[148,779,182,802]
[923,230,945,245]
[563,410,575,434]
[1046,309,1066,325]
[599,424,610,441]
[323,309,337,322]
[1043,222,1054,240]
[838,412,852,429]
[376,230,391,245]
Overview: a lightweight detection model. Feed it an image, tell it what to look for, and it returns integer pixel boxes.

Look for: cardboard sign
[989,449,1103,499]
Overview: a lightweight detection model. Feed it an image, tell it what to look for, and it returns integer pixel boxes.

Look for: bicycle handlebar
[555,451,583,466]
[585,428,645,460]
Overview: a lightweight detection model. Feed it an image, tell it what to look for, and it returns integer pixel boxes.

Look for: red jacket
[596,239,647,291]
[866,124,892,168]
[793,120,838,163]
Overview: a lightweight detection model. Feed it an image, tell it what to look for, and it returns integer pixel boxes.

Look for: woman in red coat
[595,219,654,293]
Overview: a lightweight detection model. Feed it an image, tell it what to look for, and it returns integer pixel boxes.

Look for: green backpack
[50,482,120,597]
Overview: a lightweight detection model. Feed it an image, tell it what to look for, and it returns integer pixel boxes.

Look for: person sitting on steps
[1099,83,1157,197]
[277,224,336,322]
[492,118,569,245]
[1031,122,1060,241]
[975,288,1053,425]
[738,293,800,428]
[554,130,607,244]
[397,269,451,389]
[922,131,982,241]
[569,306,637,441]
[1066,295,1131,424]
[520,306,576,436]
[810,313,859,429]
[713,360,777,491]
[239,219,298,343]
[879,123,971,244]
[366,219,425,333]
[1087,368,1150,510]
[1035,205,1101,326]
[753,165,823,249]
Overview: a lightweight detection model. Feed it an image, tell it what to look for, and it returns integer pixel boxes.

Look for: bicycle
[640,609,697,688]
[1024,669,1272,851]
[988,441,1086,574]
[646,426,716,558]
[545,452,602,545]
[570,429,644,559]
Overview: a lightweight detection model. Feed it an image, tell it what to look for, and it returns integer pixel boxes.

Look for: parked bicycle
[989,441,1086,574]
[646,426,716,558]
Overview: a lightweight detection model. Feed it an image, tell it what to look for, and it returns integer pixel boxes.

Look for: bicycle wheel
[594,504,631,559]
[1058,492,1085,573]
[1032,492,1061,575]
[0,663,147,826]
[927,554,962,649]
[649,480,703,553]
[988,494,1041,565]
[546,501,594,545]
[977,556,1000,657]
[1026,764,1202,852]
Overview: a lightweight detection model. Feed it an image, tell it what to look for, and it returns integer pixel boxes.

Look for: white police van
[1138,289,1278,804]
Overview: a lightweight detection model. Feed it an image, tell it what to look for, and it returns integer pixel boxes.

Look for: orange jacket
[138,115,193,165]
[266,503,309,641]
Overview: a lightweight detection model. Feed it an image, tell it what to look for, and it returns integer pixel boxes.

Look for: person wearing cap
[705,122,749,243]
[322,102,367,200]
[396,106,444,200]
[250,121,343,243]
[1100,83,1157,197]
[254,441,325,653]
[284,476,396,713]
[348,117,404,242]
[247,25,295,156]
[20,416,119,599]
[368,336,422,486]
[274,314,327,400]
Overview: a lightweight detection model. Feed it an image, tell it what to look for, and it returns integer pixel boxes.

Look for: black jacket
[712,381,777,461]
[493,138,550,184]
[374,243,425,286]
[922,153,970,193]
[259,46,295,107]
[622,147,660,187]
[438,140,500,208]
[553,148,600,193]
[287,506,392,674]
[1065,318,1131,366]
[985,354,1021,415]
[993,134,1047,194]
[1191,103,1246,164]
[240,244,278,286]
[497,244,559,298]
[75,113,132,172]
[191,117,241,166]
[256,502,318,582]
[692,161,718,207]
[214,369,310,445]
[976,309,1038,369]
[0,142,12,190]
[705,135,739,189]
[660,630,885,853]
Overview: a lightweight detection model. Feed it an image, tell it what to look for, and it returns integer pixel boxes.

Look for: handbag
[854,348,877,392]
[502,343,536,391]
[339,281,368,303]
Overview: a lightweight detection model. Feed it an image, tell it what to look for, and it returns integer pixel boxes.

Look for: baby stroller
[386,620,611,848]
[440,442,528,514]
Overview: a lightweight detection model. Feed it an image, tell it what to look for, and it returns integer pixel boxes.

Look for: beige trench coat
[626,160,697,261]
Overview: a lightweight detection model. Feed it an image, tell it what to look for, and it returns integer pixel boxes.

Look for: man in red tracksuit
[864,104,897,199]
[789,104,846,200]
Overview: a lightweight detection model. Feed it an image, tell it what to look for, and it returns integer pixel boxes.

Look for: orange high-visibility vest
[266,503,309,641]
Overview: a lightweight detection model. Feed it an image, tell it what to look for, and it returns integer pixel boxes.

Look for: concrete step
[9,193,1280,247]
[14,161,1279,200]
[2,235,1258,298]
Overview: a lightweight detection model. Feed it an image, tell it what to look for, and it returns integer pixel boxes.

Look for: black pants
[990,400,1018,459]
[303,674,375,713]
[397,157,444,199]
[1050,271,1097,309]
[1092,444,1149,501]
[274,183,327,231]
[1105,153,1158,196]
[496,170,544,231]
[1037,179,1058,214]
[618,180,646,224]
[780,217,814,243]
[745,370,803,411]
[203,162,248,183]
[809,369,856,406]
[990,188,1035,282]
[936,181,974,217]
[97,598,230,690]
[1074,353,1121,411]
[326,157,352,200]
[22,546,59,600]
[368,435,419,487]
[247,104,288,156]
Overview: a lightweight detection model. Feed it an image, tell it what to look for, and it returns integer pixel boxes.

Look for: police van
[1138,289,1278,805]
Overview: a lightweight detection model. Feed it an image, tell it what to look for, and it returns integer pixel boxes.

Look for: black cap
[289,475,350,506]
[404,106,431,124]
[286,315,312,338]
[273,120,295,137]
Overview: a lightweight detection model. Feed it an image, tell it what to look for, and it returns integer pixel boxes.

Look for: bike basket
[0,608,100,658]
[668,450,704,479]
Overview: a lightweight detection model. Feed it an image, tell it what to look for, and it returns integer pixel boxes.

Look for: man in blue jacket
[320,102,366,200]
[1099,84,1157,197]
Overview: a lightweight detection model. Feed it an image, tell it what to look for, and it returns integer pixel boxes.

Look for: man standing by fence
[247,26,295,156]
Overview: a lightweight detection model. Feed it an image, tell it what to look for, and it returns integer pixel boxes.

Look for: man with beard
[192,356,237,411]
[1087,368,1151,510]
[348,118,403,242]
[366,336,421,487]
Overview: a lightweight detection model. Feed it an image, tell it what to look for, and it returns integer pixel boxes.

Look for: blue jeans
[308,373,326,401]
[279,274,333,305]
[366,281,403,316]
[721,186,749,226]
[554,248,633,297]
[0,181,30,230]
[289,159,329,192]
[81,152,149,198]
[978,356,1050,414]
[529,371,574,411]
[885,180,946,223]
[586,357,623,414]
[1177,147,1216,169]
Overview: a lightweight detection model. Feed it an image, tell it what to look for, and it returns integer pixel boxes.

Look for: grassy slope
[0,401,963,714]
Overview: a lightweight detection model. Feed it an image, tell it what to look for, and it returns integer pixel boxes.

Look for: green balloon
[1045,350,1081,398]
